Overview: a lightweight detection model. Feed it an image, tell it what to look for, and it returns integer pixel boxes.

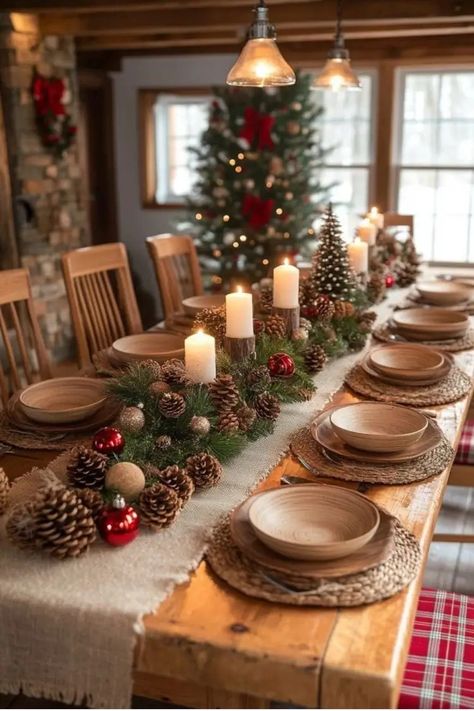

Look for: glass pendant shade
[227,37,296,87]
[313,56,361,91]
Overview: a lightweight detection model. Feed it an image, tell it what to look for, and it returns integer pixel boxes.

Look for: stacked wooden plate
[362,343,452,387]
[182,294,225,316]
[310,402,442,464]
[415,281,471,307]
[392,308,469,341]
[112,333,185,364]
[229,484,395,585]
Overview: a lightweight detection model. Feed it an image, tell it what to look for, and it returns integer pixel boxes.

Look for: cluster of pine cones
[209,372,280,426]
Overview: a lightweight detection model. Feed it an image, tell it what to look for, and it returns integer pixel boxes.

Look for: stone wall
[0,13,88,362]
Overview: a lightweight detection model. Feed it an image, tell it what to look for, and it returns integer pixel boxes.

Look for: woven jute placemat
[373,325,474,352]
[0,413,92,450]
[290,426,453,485]
[345,363,471,407]
[207,516,421,607]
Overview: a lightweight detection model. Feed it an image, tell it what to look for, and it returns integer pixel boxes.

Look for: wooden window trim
[138,86,211,210]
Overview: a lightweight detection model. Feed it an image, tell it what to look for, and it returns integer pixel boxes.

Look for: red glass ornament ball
[385,274,395,288]
[268,352,295,378]
[92,426,125,455]
[301,304,317,319]
[98,499,140,547]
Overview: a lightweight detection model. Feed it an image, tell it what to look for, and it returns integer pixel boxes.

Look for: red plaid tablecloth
[399,588,474,709]
[455,419,474,465]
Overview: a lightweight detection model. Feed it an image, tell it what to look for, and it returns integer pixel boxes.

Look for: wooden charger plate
[6,390,120,434]
[182,295,225,316]
[230,486,395,580]
[408,293,470,311]
[311,407,442,464]
[361,352,452,387]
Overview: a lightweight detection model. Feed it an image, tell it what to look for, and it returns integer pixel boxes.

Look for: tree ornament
[208,374,239,412]
[98,494,139,546]
[33,484,96,559]
[193,306,227,346]
[333,300,355,318]
[186,452,223,489]
[138,482,181,529]
[155,434,172,450]
[246,364,272,391]
[303,344,327,373]
[312,294,336,322]
[255,392,281,421]
[148,380,171,397]
[385,273,395,288]
[217,411,240,433]
[119,406,145,434]
[286,120,301,135]
[161,359,188,387]
[0,467,9,515]
[190,415,211,436]
[105,462,146,501]
[292,326,309,342]
[159,391,186,419]
[236,404,257,432]
[267,352,295,378]
[67,445,108,489]
[310,205,357,301]
[264,313,287,338]
[72,487,104,523]
[140,359,162,380]
[92,427,124,456]
[158,465,195,506]
[6,501,37,550]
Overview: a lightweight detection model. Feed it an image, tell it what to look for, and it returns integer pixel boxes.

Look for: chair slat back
[62,243,142,369]
[146,234,203,321]
[0,269,51,406]
[383,213,414,237]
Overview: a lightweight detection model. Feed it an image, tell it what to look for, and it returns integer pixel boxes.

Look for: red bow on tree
[32,74,65,117]
[242,194,275,229]
[239,107,275,150]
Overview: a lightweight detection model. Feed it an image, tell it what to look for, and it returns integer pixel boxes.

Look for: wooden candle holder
[224,335,256,362]
[272,306,300,337]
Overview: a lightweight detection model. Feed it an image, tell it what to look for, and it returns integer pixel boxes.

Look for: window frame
[138,87,211,210]
[392,65,474,265]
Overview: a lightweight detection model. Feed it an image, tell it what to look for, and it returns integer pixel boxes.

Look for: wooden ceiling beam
[0,0,316,12]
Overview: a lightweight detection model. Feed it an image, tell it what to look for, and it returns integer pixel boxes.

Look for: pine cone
[258,284,273,314]
[194,306,227,345]
[367,273,386,304]
[0,467,9,515]
[299,317,312,332]
[34,485,97,559]
[139,482,181,529]
[246,365,271,392]
[236,404,257,432]
[140,359,162,380]
[161,359,188,387]
[67,446,108,490]
[264,314,286,338]
[185,452,223,489]
[155,434,172,450]
[333,300,355,318]
[304,344,328,373]
[217,411,240,433]
[255,392,281,421]
[6,501,37,550]
[313,294,336,321]
[159,392,186,418]
[72,487,104,522]
[298,387,314,401]
[299,279,317,308]
[208,374,239,412]
[158,465,195,506]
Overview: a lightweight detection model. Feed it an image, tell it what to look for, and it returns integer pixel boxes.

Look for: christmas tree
[183,71,329,288]
[310,204,357,301]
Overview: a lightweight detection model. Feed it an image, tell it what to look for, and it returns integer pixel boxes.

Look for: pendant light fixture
[226,0,295,87]
[313,0,360,91]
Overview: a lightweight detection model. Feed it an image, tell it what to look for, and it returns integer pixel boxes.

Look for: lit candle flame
[236,285,242,293]
[197,329,203,335]
[370,206,378,215]
[283,257,289,266]
[354,237,361,244]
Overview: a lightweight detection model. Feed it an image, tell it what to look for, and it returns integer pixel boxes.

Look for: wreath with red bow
[32,72,77,155]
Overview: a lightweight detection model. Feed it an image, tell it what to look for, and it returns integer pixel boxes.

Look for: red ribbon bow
[239,107,275,150]
[32,74,65,117]
[242,194,275,230]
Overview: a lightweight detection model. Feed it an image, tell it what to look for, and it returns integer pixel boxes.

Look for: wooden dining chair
[383,213,414,237]
[62,243,143,369]
[0,268,51,406]
[146,233,203,332]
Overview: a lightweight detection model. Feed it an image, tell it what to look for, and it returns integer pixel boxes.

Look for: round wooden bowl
[369,344,445,381]
[112,333,185,363]
[182,295,225,316]
[393,308,469,340]
[247,486,380,561]
[19,377,107,424]
[329,402,428,453]
[416,281,471,306]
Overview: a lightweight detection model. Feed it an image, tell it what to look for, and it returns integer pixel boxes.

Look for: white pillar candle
[348,237,369,274]
[357,218,377,246]
[367,206,384,230]
[185,330,216,384]
[273,258,299,308]
[226,286,254,338]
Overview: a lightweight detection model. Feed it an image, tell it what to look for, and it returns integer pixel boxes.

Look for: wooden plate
[311,407,442,464]
[408,293,470,311]
[393,308,469,340]
[19,377,106,424]
[182,295,225,316]
[6,390,120,434]
[230,486,395,579]
[416,281,471,306]
[112,333,185,363]
[361,352,452,387]
[369,344,445,381]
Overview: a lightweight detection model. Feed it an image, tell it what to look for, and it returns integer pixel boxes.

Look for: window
[312,72,375,237]
[139,90,211,207]
[394,69,474,262]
